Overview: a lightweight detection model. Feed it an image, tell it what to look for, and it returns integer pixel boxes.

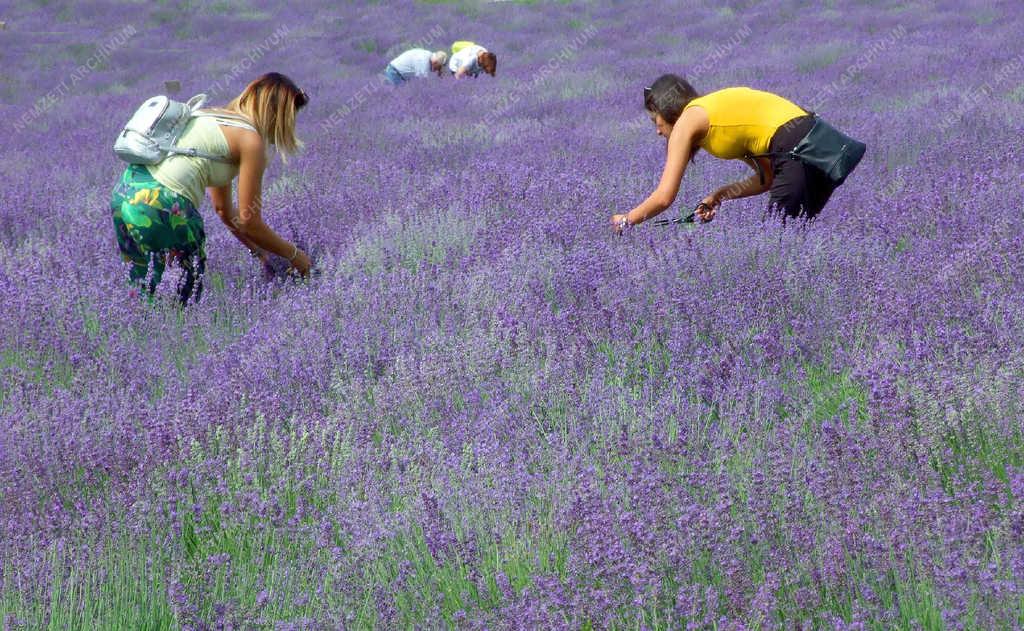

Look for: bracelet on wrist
[287,244,298,261]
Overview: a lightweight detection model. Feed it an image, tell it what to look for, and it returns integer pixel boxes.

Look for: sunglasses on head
[262,72,308,110]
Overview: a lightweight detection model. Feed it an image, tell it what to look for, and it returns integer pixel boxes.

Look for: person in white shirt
[448,44,496,79]
[384,49,449,85]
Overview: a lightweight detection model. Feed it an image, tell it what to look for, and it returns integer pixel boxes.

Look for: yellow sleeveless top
[145,116,243,208]
[684,87,807,160]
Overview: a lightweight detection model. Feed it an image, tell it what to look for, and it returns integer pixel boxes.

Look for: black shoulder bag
[749,116,867,187]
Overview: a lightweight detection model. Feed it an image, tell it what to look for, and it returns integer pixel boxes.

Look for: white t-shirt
[449,45,486,76]
[389,48,433,79]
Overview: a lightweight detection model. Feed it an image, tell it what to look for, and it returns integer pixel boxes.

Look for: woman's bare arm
[714,157,773,202]
[209,182,266,258]
[616,106,709,226]
[210,128,310,274]
[696,157,773,222]
[232,133,309,275]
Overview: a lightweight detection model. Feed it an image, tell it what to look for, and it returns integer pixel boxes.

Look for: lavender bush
[1,0,1023,628]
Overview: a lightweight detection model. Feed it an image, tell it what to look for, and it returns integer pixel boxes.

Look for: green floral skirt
[111,164,206,304]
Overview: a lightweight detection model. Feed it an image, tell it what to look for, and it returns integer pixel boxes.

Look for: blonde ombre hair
[220,72,307,160]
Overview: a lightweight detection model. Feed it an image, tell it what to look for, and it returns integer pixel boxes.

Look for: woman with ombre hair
[110,72,311,304]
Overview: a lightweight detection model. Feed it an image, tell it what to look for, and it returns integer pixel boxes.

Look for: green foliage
[2,537,175,629]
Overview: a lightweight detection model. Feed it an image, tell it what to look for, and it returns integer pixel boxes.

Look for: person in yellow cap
[611,74,863,230]
[449,42,496,79]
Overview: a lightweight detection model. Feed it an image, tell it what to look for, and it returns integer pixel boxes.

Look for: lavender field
[2,0,1024,628]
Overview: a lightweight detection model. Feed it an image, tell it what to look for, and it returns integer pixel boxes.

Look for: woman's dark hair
[644,74,699,124]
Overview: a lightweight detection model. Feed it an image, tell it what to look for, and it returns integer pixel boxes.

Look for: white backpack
[113,93,256,165]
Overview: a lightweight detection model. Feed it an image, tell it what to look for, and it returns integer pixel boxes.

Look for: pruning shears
[651,202,712,226]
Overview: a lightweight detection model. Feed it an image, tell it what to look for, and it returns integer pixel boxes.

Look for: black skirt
[766,115,839,220]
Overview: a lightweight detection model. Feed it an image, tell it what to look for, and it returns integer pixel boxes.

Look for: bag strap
[184,93,209,112]
[746,152,787,187]
[163,145,235,162]
[212,118,258,132]
[165,109,257,163]
[745,112,820,185]
[193,111,258,133]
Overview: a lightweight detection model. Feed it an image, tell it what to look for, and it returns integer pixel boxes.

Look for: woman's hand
[290,249,312,276]
[610,213,630,234]
[696,195,719,223]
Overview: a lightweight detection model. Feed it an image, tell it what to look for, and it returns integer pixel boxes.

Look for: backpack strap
[165,111,258,163]
[162,145,236,162]
[184,93,208,111]
[213,118,258,132]
[193,111,258,133]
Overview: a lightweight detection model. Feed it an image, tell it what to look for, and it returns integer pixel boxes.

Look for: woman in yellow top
[610,74,860,229]
[111,72,311,304]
